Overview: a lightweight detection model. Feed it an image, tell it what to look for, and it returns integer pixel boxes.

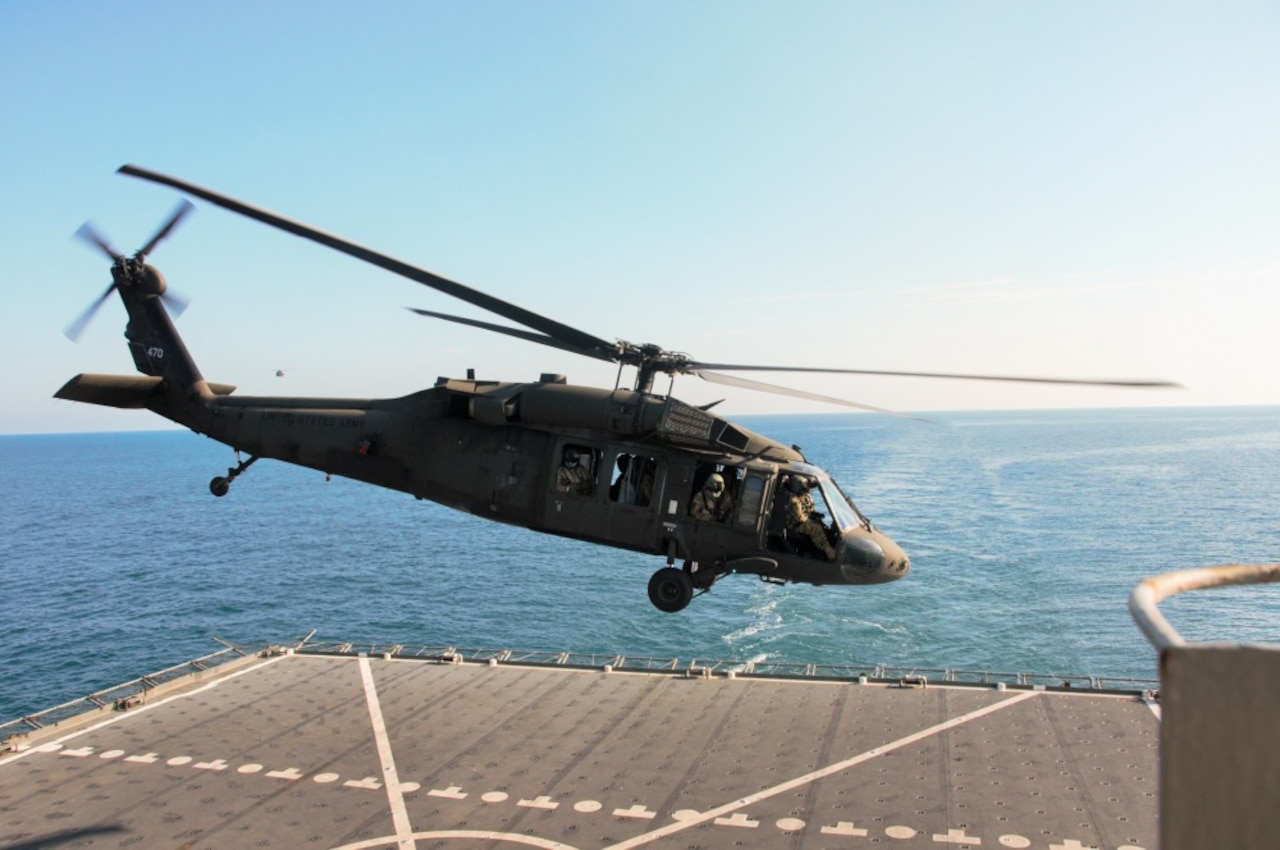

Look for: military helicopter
[57,165,1177,612]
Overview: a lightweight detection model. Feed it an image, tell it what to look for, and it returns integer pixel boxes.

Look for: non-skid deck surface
[0,653,1158,849]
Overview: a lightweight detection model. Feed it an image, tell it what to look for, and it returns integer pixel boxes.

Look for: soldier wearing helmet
[689,472,734,522]
[556,445,595,496]
[784,475,836,559]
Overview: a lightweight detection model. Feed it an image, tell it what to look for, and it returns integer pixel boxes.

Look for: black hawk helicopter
[57,165,1178,612]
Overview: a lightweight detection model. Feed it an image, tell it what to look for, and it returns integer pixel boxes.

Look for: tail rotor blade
[136,199,194,259]
[161,289,190,318]
[74,221,120,261]
[64,282,117,341]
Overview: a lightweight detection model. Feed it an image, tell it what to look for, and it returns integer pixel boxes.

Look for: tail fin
[118,267,204,390]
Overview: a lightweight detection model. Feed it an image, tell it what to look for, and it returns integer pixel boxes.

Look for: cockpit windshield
[815,476,868,531]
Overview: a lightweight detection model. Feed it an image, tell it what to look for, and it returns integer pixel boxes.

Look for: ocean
[2,406,1278,722]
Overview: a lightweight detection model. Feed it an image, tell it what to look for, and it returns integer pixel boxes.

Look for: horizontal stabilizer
[55,374,236,408]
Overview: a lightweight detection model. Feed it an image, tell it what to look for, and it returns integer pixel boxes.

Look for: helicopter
[56,165,1178,612]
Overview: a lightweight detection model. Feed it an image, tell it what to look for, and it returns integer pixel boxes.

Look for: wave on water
[722,597,785,644]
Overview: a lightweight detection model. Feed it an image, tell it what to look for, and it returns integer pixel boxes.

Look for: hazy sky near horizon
[3,1,1278,434]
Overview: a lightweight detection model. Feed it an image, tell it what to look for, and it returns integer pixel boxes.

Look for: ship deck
[0,645,1159,850]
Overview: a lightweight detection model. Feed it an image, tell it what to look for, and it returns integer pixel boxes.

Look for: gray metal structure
[1130,563,1280,850]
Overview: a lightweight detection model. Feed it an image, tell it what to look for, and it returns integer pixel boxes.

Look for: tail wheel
[648,567,694,613]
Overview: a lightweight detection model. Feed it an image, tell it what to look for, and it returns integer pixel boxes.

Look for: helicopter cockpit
[768,464,872,561]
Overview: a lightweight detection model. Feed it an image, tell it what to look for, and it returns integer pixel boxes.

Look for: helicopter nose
[838,528,911,584]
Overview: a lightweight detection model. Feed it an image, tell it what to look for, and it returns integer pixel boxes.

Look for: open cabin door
[677,462,774,564]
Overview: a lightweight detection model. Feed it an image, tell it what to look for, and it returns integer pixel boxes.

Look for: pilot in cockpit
[784,475,836,559]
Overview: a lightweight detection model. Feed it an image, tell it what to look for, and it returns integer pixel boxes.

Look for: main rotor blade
[688,362,1182,389]
[118,165,618,359]
[74,221,120,261]
[64,282,117,341]
[692,369,928,421]
[136,199,194,259]
[407,308,616,362]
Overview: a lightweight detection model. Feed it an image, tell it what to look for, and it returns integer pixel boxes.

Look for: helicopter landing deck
[0,647,1159,850]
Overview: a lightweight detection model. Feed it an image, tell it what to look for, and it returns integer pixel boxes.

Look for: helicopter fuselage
[58,350,911,612]
[62,359,910,579]
[57,166,922,612]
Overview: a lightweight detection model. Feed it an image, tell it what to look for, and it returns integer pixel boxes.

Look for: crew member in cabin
[556,446,595,496]
[689,472,733,522]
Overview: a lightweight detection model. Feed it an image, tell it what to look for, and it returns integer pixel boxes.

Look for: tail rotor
[65,200,193,341]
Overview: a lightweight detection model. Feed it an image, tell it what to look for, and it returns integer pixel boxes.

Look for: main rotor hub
[620,343,694,394]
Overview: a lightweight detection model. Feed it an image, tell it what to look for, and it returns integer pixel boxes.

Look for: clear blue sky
[3,1,1278,434]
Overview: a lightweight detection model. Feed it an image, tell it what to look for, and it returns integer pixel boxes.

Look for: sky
[2,1,1278,434]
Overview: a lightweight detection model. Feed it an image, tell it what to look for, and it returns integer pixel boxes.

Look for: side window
[555,444,599,497]
[609,453,657,507]
[734,473,766,529]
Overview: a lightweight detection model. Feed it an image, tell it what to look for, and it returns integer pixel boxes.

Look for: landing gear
[648,567,694,613]
[210,453,258,497]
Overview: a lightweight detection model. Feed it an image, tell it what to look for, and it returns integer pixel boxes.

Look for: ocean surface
[3,406,1278,722]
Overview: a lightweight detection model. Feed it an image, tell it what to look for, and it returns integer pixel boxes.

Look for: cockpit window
[816,477,866,531]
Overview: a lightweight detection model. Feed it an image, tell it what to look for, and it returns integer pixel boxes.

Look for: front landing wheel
[648,567,694,613]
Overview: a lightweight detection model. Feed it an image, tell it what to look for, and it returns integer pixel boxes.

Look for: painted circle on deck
[573,800,601,813]
[237,763,263,774]
[166,756,192,766]
[99,750,125,759]
[886,825,917,839]
[314,772,340,783]
[999,837,1031,848]
[482,791,509,803]
[671,809,700,821]
[777,817,806,831]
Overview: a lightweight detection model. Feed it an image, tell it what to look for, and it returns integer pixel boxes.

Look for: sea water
[2,407,1278,721]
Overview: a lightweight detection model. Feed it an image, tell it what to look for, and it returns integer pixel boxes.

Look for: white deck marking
[331,830,579,850]
[358,655,416,850]
[605,690,1038,850]
[193,758,228,770]
[934,827,982,843]
[822,821,869,836]
[429,785,468,799]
